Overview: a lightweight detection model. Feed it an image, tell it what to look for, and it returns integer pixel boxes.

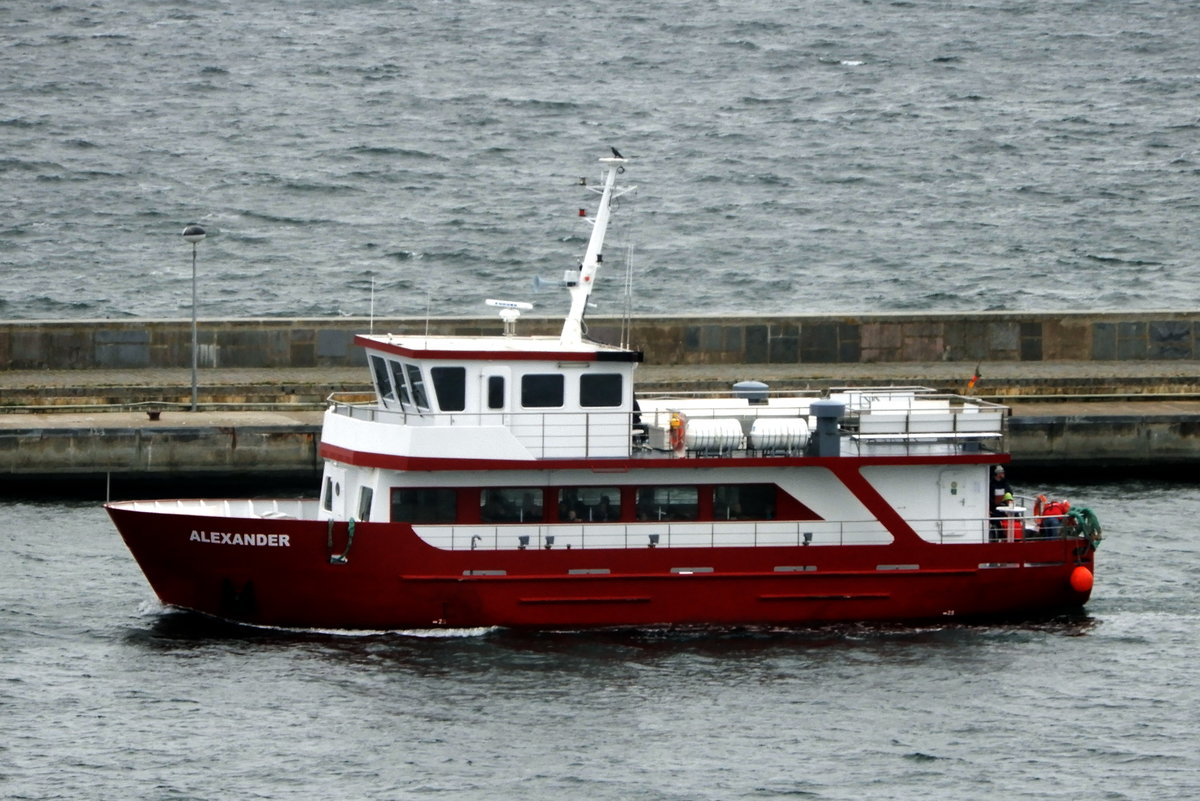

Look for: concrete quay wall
[4,310,1200,372]
[3,406,1199,490]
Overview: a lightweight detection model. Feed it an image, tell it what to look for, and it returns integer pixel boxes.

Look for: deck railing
[326,388,1006,459]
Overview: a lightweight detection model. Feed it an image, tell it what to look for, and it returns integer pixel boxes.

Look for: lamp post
[182,225,206,411]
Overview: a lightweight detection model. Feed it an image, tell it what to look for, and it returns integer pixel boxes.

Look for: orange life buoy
[669,412,687,453]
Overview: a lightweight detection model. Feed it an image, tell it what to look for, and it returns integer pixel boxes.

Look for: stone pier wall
[3,311,1200,370]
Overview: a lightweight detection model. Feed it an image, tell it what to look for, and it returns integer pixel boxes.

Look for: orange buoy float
[1069,565,1094,593]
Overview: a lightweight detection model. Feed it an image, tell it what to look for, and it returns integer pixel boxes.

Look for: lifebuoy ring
[1034,494,1047,517]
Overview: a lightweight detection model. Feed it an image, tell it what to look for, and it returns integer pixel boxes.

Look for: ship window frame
[579,373,624,408]
[481,488,544,523]
[357,486,374,522]
[713,484,776,520]
[431,366,466,412]
[405,363,431,410]
[556,487,621,522]
[635,485,698,521]
[487,375,505,410]
[390,488,458,524]
[370,355,396,404]
[520,373,564,408]
[388,360,412,407]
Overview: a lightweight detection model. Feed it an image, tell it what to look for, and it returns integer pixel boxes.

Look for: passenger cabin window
[481,488,544,523]
[370,355,395,403]
[487,376,505,409]
[322,477,334,512]
[431,366,466,412]
[636,486,698,521]
[405,363,430,410]
[580,373,623,407]
[521,374,564,408]
[714,484,776,520]
[557,487,621,522]
[391,488,457,523]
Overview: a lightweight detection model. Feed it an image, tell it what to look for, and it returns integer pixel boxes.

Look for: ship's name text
[190,530,291,547]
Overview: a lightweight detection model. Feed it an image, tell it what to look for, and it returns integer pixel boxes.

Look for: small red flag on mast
[966,362,981,392]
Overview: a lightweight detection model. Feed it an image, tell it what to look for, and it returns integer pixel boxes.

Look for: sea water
[1,479,1198,799]
[2,0,1198,322]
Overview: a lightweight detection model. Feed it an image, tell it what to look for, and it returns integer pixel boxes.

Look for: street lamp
[182,224,206,411]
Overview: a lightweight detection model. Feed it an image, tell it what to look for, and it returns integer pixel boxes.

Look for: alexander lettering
[189,530,291,547]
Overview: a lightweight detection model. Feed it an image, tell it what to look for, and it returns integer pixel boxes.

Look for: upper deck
[323,381,1008,465]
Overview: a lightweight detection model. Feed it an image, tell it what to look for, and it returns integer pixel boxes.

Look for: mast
[559,153,633,346]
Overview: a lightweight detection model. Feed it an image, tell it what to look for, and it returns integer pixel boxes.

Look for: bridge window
[431,366,466,411]
[370,355,395,403]
[635,486,698,521]
[481,488,544,523]
[405,363,430,410]
[391,488,457,523]
[389,361,411,406]
[580,373,623,407]
[521,374,564,408]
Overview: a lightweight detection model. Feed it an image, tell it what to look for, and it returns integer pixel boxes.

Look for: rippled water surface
[2,0,1199,322]
[2,480,1198,799]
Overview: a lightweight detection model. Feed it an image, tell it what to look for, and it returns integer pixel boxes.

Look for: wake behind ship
[107,153,1101,631]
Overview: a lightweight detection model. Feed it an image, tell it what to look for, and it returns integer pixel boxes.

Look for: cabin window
[391,488,457,523]
[389,360,412,406]
[487,376,505,409]
[635,486,698,521]
[370,356,395,403]
[521,374,564,408]
[322,477,334,512]
[431,366,466,412]
[357,487,374,522]
[714,484,776,520]
[557,487,621,522]
[481,488,543,523]
[405,363,430,410]
[580,373,623,408]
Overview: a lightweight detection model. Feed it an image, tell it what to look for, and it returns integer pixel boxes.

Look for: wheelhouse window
[481,488,543,523]
[635,486,698,521]
[521,374,564,408]
[391,488,457,523]
[431,366,466,412]
[405,363,430,410]
[557,487,621,522]
[487,376,505,409]
[714,484,776,520]
[370,355,395,403]
[580,373,623,408]
[389,360,412,406]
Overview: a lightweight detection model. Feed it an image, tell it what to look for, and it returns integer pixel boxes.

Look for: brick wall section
[2,312,1200,370]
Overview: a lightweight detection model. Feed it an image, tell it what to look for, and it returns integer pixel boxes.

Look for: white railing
[327,388,1007,460]
[412,513,1079,552]
[117,498,321,519]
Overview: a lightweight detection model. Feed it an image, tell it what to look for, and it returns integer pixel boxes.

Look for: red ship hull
[107,505,1094,630]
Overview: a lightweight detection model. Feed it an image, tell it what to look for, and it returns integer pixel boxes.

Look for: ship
[107,152,1101,631]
